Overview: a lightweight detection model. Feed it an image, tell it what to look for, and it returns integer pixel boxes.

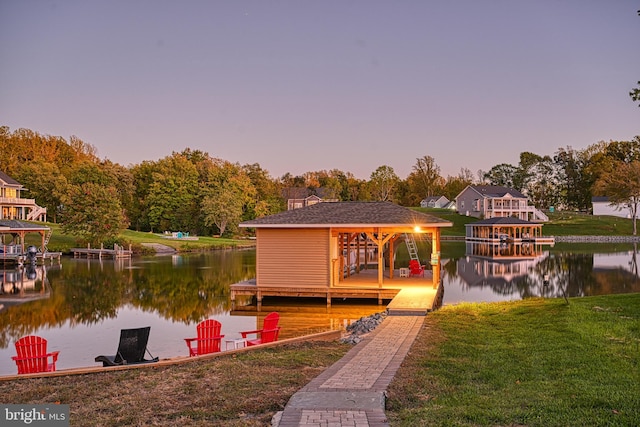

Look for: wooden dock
[1,252,62,265]
[71,244,132,259]
[230,268,443,314]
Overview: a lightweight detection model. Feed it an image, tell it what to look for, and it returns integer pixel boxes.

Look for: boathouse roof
[0,219,50,231]
[240,201,452,228]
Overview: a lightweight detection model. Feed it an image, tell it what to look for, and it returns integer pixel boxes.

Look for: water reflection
[441,242,640,304]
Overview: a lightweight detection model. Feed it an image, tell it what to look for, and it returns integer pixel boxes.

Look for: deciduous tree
[147,153,199,232]
[595,160,640,235]
[61,182,127,245]
[369,165,399,202]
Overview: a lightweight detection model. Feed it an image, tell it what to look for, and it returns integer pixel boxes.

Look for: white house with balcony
[455,185,548,222]
[0,171,47,222]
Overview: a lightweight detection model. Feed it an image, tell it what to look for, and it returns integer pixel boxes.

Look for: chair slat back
[14,336,48,374]
[115,327,150,364]
[197,319,222,354]
[260,312,281,344]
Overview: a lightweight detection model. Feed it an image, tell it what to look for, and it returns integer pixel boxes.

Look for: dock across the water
[71,244,132,259]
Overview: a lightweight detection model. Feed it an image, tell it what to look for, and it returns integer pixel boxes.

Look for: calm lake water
[1,242,639,376]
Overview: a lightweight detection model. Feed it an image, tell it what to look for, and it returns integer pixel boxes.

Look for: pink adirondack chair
[184,319,225,356]
[240,312,281,346]
[408,260,425,277]
[11,335,59,374]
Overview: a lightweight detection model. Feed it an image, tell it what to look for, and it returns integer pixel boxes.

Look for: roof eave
[240,222,453,229]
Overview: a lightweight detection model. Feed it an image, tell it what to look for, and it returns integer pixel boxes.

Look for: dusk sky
[1,1,639,180]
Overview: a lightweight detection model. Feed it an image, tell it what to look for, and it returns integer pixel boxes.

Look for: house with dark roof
[0,171,47,222]
[455,185,548,221]
[233,201,452,304]
[419,196,450,209]
[284,187,339,210]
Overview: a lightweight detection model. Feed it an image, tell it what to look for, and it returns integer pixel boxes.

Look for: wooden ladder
[40,228,53,253]
[404,233,420,262]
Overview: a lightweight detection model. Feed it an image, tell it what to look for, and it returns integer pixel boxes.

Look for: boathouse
[0,219,58,264]
[465,217,554,244]
[232,201,452,305]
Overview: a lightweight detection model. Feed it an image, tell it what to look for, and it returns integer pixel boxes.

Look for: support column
[431,229,441,289]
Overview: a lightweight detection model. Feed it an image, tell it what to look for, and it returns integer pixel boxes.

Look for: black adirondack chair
[95,327,159,367]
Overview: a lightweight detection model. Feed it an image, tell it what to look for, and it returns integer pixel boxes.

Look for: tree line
[1,125,639,243]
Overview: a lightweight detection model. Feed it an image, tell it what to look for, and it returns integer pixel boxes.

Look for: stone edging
[553,235,640,243]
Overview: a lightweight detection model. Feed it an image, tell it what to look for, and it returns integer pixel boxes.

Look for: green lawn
[386,294,640,426]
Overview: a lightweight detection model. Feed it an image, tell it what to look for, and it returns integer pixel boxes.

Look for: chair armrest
[192,335,225,343]
[185,336,225,346]
[11,353,58,362]
[240,329,261,338]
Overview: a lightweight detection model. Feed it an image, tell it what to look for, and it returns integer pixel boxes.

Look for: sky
[1,1,639,180]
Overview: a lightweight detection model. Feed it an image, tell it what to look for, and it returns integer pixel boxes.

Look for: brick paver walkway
[273,315,425,427]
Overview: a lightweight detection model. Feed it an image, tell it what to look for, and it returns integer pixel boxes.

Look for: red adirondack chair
[240,312,281,346]
[11,335,59,374]
[184,319,225,356]
[408,260,425,277]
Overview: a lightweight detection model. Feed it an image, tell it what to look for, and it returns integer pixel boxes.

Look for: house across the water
[232,201,452,306]
[455,185,548,222]
[0,171,47,222]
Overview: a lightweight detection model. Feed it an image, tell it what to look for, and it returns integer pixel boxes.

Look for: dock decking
[71,244,132,259]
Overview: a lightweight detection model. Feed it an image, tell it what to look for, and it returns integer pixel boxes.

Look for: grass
[543,211,634,236]
[3,295,638,426]
[386,294,640,426]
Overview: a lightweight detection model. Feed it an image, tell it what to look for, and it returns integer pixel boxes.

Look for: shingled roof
[470,185,526,199]
[240,201,452,228]
[0,219,50,231]
[0,171,21,186]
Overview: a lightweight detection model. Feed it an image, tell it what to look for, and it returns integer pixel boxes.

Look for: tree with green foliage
[369,165,400,202]
[201,160,255,236]
[441,169,474,201]
[242,163,284,218]
[554,146,593,211]
[15,160,68,223]
[632,82,640,107]
[595,160,640,235]
[406,156,443,205]
[61,182,127,245]
[146,153,199,233]
[128,161,157,231]
[484,163,518,189]
[61,163,128,245]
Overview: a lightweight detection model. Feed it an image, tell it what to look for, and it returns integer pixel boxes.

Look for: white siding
[592,202,631,218]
